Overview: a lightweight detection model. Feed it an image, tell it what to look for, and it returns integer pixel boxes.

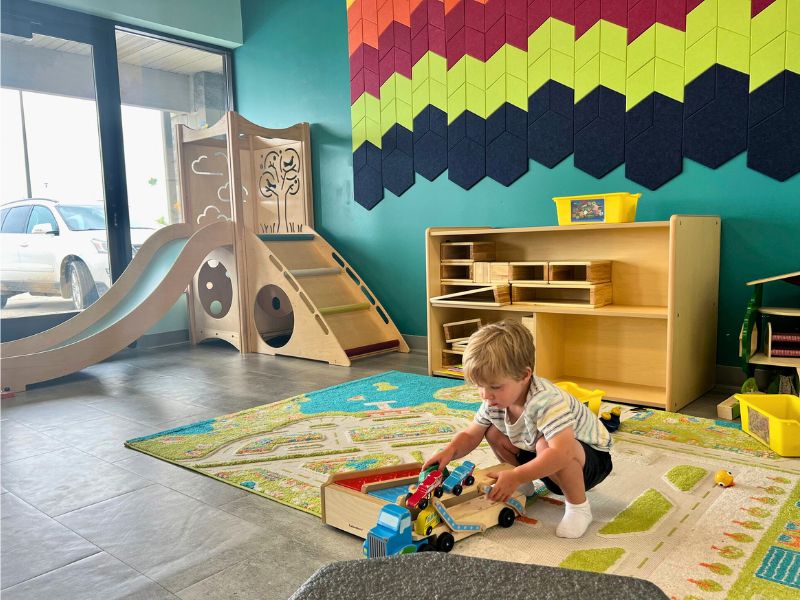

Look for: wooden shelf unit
[426,216,721,411]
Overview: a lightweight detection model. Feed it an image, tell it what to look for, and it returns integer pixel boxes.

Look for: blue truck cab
[363,504,432,558]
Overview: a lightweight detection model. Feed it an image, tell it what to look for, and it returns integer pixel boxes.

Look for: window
[26,206,58,233]
[1,206,31,233]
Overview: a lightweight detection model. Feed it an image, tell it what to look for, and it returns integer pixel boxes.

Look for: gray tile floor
[1,342,733,599]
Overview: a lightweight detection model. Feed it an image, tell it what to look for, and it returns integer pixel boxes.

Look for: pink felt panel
[428,0,445,29]
[656,0,685,31]
[551,0,575,24]
[411,0,428,35]
[364,44,380,73]
[351,45,365,80]
[485,0,506,29]
[602,0,628,28]
[429,21,447,55]
[575,0,601,39]
[379,22,395,58]
[380,51,396,86]
[396,48,413,77]
[395,21,412,52]
[351,70,365,105]
[506,14,527,50]
[412,27,430,63]
[447,26,466,68]
[466,26,486,60]
[465,0,485,31]
[486,16,506,57]
[446,0,465,39]
[507,0,525,19]
[527,0,551,34]
[752,0,779,16]
[628,0,656,43]
[364,68,381,98]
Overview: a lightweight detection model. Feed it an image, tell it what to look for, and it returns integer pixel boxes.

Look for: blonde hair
[462,319,535,385]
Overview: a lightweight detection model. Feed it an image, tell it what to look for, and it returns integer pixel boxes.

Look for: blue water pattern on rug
[296,371,478,415]
[755,545,800,589]
[128,418,216,443]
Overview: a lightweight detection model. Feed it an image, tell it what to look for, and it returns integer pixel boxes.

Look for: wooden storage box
[549,261,611,284]
[440,241,495,262]
[512,282,612,308]
[510,262,548,283]
[473,262,511,283]
[441,262,474,282]
[443,318,482,344]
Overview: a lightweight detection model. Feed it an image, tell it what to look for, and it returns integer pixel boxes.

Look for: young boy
[423,320,613,538]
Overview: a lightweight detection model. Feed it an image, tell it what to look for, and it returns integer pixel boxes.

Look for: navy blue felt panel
[448,113,486,190]
[413,105,447,181]
[486,104,529,186]
[465,111,486,147]
[684,65,749,169]
[354,142,384,210]
[448,112,466,149]
[528,81,574,168]
[574,86,625,178]
[748,71,800,181]
[382,124,415,197]
[625,93,683,190]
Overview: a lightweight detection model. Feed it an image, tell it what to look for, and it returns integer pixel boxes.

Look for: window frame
[0,0,234,336]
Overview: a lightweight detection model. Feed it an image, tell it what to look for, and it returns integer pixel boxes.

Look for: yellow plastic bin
[735,393,800,457]
[553,192,641,225]
[556,381,604,415]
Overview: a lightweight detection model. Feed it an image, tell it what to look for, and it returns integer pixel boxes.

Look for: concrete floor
[0,342,734,599]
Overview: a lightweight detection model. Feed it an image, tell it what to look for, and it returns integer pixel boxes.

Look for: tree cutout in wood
[258,148,304,233]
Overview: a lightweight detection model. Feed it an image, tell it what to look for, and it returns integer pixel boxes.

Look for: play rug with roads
[126,371,800,599]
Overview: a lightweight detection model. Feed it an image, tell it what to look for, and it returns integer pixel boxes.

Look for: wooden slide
[0,221,233,392]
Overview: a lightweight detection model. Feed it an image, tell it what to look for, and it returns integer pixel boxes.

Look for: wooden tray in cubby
[548,261,611,285]
[431,284,511,306]
[511,282,612,308]
[443,318,482,344]
[440,262,474,282]
[509,262,548,283]
[440,241,496,262]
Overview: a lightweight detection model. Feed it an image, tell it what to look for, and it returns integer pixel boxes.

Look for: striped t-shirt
[473,376,612,452]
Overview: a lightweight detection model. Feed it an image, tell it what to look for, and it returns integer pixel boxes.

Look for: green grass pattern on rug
[559,548,625,573]
[599,488,674,535]
[664,465,708,492]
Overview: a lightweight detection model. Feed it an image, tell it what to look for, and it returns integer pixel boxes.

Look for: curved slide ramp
[1,221,232,392]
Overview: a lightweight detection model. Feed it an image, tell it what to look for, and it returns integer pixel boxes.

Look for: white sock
[517,481,538,497]
[556,499,593,538]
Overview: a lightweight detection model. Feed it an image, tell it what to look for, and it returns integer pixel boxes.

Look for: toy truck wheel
[436,532,455,552]
[418,498,428,510]
[425,526,433,536]
[452,484,463,496]
[418,542,432,552]
[464,475,475,486]
[434,486,444,498]
[498,507,516,528]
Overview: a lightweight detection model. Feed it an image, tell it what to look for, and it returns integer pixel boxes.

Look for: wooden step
[319,302,371,316]
[345,339,401,358]
[258,233,316,242]
[290,267,340,278]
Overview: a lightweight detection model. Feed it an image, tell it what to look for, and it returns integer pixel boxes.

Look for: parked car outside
[0,199,157,310]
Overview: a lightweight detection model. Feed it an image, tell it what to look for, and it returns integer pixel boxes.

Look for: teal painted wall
[234,0,800,367]
[33,0,243,47]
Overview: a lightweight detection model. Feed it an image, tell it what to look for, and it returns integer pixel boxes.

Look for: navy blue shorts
[517,441,612,495]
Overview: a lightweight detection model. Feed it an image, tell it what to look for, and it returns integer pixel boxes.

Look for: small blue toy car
[442,460,476,496]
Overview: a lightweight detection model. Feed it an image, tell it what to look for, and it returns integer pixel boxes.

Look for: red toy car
[406,470,444,510]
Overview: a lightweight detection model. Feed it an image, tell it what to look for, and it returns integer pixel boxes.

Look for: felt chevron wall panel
[347,0,800,209]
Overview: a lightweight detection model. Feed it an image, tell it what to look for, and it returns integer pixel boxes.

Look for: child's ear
[521,367,532,382]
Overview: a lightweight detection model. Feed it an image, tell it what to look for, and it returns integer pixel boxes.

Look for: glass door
[0,32,110,315]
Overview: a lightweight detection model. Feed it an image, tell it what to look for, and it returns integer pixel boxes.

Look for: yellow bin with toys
[556,381,604,415]
[553,192,641,225]
[736,393,800,457]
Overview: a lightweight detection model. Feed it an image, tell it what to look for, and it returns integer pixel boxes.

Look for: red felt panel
[429,0,446,29]
[411,0,428,35]
[751,0,778,17]
[351,45,365,80]
[351,69,366,104]
[446,0,465,39]
[412,27,430,64]
[486,16,507,57]
[575,0,601,39]
[551,0,576,24]
[656,0,686,31]
[528,0,551,35]
[379,23,395,58]
[379,2,395,36]
[429,21,448,55]
[365,44,380,73]
[395,21,412,52]
[628,0,656,43]
[685,0,704,12]
[465,0,485,31]
[380,51,396,86]
[364,68,381,97]
[602,0,627,28]
[507,14,527,50]
[466,26,487,60]
[447,26,467,68]
[507,0,525,19]
[396,48,413,77]
[485,0,506,29]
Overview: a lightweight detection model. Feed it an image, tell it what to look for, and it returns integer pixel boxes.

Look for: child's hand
[423,448,454,471]
[485,469,521,503]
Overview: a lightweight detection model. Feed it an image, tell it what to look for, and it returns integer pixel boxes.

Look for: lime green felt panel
[506,74,527,111]
[626,59,655,110]
[656,23,685,66]
[750,33,787,91]
[528,51,550,95]
[686,0,717,48]
[486,75,505,116]
[575,23,600,70]
[551,19,574,57]
[465,56,485,90]
[717,28,750,74]
[655,57,684,102]
[447,84,466,123]
[751,0,787,53]
[448,56,466,96]
[430,79,447,112]
[685,28,717,85]
[628,28,655,77]
[719,0,751,36]
[528,20,550,64]
[551,50,574,88]
[506,46,526,81]
[600,54,626,95]
[466,83,485,119]
[575,54,600,103]
[486,47,505,86]
[789,31,800,73]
